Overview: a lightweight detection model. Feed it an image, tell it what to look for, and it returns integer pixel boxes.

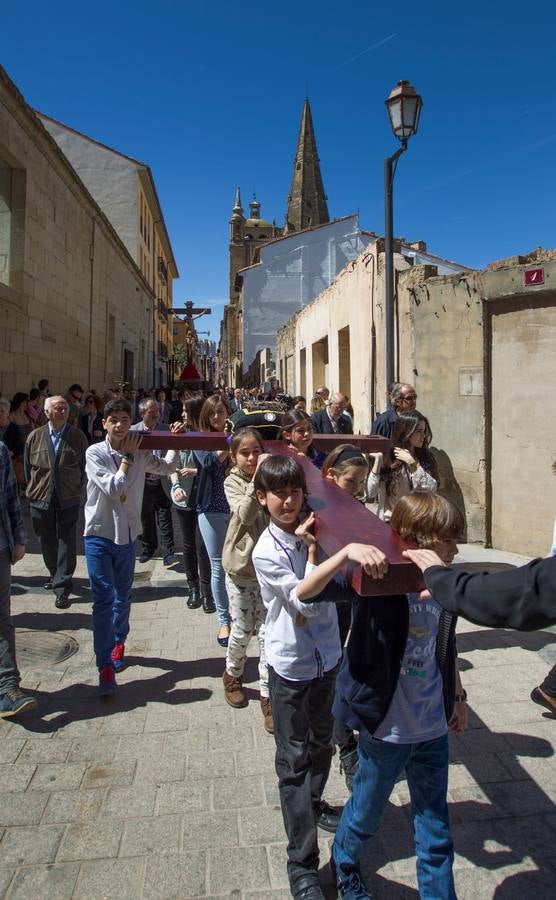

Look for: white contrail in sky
[336,33,398,69]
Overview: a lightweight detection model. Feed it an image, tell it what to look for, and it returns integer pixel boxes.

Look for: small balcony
[158,257,168,285]
[157,298,167,320]
[158,340,168,360]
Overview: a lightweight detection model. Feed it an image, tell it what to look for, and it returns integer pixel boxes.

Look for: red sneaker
[98,666,117,696]
[111,642,126,673]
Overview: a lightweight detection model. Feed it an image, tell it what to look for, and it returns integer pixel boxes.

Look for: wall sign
[459,366,483,397]
[524,267,544,286]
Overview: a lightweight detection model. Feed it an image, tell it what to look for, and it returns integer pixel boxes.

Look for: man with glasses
[312,392,353,435]
[371,383,417,439]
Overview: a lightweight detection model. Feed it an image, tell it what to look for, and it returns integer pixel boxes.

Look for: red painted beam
[138,431,389,454]
[290,452,423,597]
[136,431,420,596]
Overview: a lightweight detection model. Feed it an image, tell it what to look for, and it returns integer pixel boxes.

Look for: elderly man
[24,395,88,609]
[230,388,244,414]
[371,382,417,438]
[311,392,353,435]
[131,398,176,565]
[315,385,330,403]
[0,442,38,717]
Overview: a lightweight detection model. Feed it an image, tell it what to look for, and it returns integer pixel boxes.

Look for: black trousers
[541,663,556,697]
[140,480,174,557]
[31,501,79,597]
[269,662,339,878]
[175,507,211,594]
[333,602,357,752]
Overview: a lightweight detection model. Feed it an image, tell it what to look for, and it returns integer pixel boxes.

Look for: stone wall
[0,69,153,396]
[276,236,556,550]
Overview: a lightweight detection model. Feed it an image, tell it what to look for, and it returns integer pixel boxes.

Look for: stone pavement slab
[0,528,554,898]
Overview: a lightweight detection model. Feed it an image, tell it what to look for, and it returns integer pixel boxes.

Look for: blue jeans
[85,536,137,669]
[197,512,230,626]
[333,731,455,900]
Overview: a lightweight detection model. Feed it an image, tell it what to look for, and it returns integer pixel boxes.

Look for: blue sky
[3,1,556,339]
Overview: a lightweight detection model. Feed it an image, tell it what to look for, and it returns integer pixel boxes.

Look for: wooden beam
[138,431,390,454]
[290,452,423,597]
[136,431,421,596]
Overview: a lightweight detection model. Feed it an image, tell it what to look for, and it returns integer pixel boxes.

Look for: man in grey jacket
[25,396,87,609]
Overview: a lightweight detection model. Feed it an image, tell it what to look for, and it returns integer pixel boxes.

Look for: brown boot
[223,670,248,708]
[260,696,274,734]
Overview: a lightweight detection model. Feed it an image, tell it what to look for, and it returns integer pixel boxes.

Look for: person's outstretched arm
[403,549,556,631]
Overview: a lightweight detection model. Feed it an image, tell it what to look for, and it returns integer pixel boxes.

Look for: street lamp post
[384,80,423,387]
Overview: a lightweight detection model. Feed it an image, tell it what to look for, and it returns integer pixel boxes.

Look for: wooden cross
[138,431,422,596]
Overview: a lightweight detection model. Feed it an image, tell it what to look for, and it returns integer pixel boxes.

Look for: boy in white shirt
[84,398,176,695]
[252,455,387,900]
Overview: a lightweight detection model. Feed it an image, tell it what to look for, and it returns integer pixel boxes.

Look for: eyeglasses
[401,394,417,401]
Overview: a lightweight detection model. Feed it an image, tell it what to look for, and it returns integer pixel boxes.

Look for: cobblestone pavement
[1,511,555,899]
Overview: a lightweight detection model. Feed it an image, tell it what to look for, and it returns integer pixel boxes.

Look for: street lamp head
[385,80,423,143]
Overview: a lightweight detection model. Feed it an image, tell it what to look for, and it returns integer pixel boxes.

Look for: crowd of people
[0,375,555,900]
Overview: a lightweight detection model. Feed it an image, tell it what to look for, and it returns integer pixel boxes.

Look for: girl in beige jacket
[222,428,273,733]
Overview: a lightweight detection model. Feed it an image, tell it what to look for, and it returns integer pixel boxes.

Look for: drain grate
[15,630,79,667]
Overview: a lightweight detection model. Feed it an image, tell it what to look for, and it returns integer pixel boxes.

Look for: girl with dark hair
[322,445,370,791]
[80,395,105,444]
[280,409,326,469]
[322,444,368,500]
[366,410,437,522]
[9,393,33,449]
[194,394,232,645]
[169,397,212,612]
[27,388,46,427]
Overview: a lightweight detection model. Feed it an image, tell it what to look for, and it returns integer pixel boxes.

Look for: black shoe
[289,871,325,900]
[43,578,53,590]
[315,799,341,833]
[138,552,153,564]
[55,591,72,610]
[531,686,556,716]
[186,583,202,609]
[202,594,216,614]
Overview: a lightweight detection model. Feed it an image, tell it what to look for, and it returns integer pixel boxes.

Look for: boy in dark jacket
[332,492,467,900]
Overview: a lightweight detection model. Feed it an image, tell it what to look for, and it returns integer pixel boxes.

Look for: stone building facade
[37,112,178,386]
[0,65,162,396]
[277,241,556,554]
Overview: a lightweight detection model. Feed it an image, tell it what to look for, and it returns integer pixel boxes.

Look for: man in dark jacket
[403,549,556,631]
[371,382,417,438]
[311,393,353,435]
[25,396,87,609]
[0,443,38,718]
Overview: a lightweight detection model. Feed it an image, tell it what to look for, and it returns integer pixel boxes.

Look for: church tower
[228,188,278,305]
[285,98,329,232]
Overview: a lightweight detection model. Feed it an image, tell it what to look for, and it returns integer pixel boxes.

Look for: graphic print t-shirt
[374,593,448,744]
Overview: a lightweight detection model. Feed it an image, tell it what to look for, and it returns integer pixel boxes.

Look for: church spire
[285,98,329,233]
[230,186,243,221]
